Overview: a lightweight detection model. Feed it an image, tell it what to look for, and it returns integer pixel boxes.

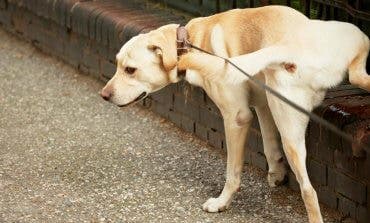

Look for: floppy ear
[147,28,177,72]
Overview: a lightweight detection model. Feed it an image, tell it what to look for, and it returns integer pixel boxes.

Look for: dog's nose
[100,89,111,101]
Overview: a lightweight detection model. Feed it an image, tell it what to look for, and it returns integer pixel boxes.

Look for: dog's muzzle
[118,92,147,107]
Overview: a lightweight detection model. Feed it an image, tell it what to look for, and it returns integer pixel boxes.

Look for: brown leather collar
[176,25,190,56]
[176,25,190,78]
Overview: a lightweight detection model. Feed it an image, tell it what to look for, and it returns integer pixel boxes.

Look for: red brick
[149,101,170,119]
[194,123,207,141]
[64,33,83,67]
[87,4,107,40]
[333,149,368,180]
[317,145,334,165]
[100,59,116,79]
[335,171,366,204]
[119,23,145,45]
[114,13,163,47]
[35,0,51,19]
[0,0,7,10]
[101,9,135,46]
[70,1,100,36]
[81,48,100,76]
[168,110,182,128]
[308,159,327,186]
[58,0,80,28]
[177,84,205,104]
[0,7,10,26]
[174,94,200,121]
[317,187,338,209]
[327,167,336,189]
[181,115,195,133]
[207,129,224,150]
[307,122,319,157]
[199,106,224,133]
[151,86,174,105]
[204,95,221,115]
[338,195,357,219]
[95,6,119,43]
[356,205,370,223]
[111,11,148,48]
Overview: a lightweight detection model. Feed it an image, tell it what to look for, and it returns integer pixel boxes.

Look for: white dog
[101,5,370,223]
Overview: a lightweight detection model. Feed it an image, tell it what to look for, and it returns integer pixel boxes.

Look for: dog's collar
[176,25,190,56]
[176,25,190,78]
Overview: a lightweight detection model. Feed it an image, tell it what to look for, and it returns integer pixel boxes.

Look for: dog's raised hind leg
[225,45,298,85]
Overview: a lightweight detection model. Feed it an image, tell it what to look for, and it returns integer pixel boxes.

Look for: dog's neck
[174,25,208,87]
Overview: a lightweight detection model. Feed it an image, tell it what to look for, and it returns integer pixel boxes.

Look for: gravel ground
[0,28,342,223]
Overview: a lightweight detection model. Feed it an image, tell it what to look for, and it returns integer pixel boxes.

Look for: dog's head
[100,24,180,107]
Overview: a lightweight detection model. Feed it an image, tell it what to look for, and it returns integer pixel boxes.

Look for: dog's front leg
[203,111,252,212]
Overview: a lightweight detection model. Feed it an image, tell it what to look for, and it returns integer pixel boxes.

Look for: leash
[176,26,370,153]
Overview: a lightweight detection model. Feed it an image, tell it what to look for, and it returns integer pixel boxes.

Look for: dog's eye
[125,67,137,75]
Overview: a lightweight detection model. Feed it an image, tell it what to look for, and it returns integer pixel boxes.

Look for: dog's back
[186,5,309,56]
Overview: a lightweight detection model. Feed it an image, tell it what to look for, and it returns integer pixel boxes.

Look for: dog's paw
[267,170,288,187]
[202,197,228,213]
[267,157,288,187]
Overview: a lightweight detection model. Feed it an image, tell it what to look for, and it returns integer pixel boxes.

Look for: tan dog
[100,5,370,223]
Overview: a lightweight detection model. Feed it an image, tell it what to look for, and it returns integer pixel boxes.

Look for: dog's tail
[348,34,370,91]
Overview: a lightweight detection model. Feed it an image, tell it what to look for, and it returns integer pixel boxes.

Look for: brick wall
[0,1,369,222]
